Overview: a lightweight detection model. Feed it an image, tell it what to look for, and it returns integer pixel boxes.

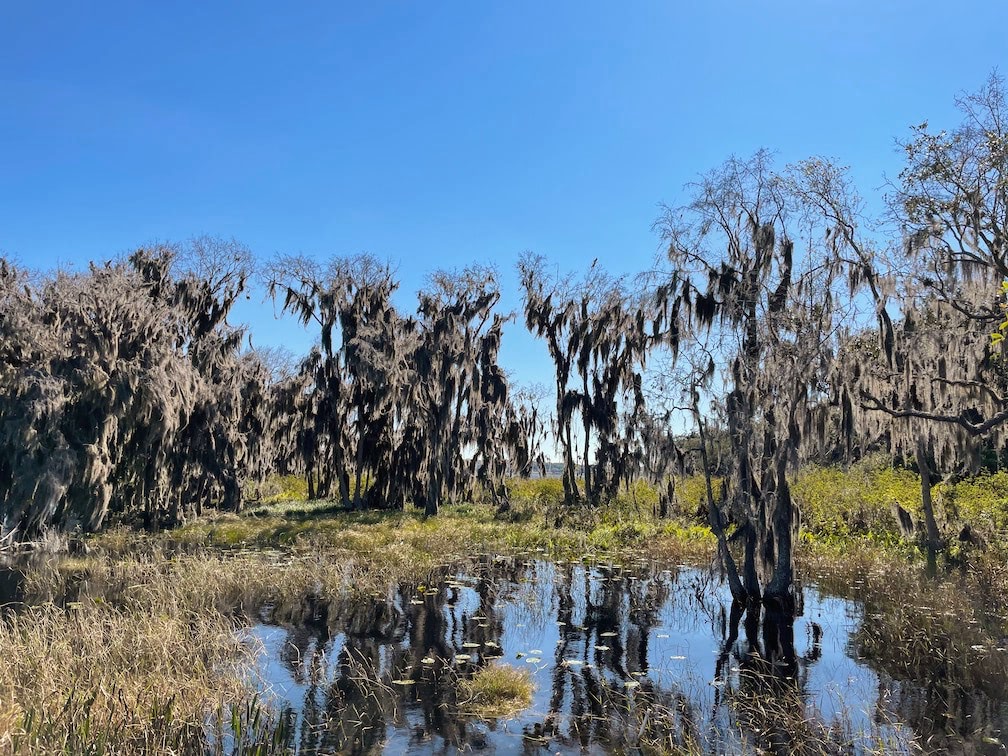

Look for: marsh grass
[724,670,922,755]
[799,530,1008,735]
[456,664,534,719]
[0,600,250,754]
[4,464,1008,753]
[0,496,713,754]
[173,498,716,568]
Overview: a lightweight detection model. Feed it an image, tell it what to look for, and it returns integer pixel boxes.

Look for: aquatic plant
[456,664,534,719]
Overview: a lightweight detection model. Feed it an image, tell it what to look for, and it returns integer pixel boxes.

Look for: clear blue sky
[2,1,1005,387]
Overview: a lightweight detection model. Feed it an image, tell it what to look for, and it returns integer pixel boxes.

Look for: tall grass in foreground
[0,601,250,754]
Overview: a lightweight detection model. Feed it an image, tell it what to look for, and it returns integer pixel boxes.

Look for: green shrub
[792,458,920,542]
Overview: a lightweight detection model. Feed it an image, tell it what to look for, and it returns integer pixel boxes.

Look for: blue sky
[2,1,1005,388]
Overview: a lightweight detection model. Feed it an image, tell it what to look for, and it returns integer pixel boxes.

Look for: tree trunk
[562,414,581,503]
[764,453,795,612]
[582,374,593,502]
[353,433,365,510]
[742,521,761,601]
[916,438,941,577]
[424,494,439,517]
[338,470,350,509]
[695,396,747,602]
[658,477,671,519]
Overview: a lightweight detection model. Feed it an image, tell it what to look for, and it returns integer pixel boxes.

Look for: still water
[246,556,1006,754]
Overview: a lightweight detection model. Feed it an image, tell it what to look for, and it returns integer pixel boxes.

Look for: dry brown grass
[798,535,1008,710]
[456,664,535,719]
[0,600,250,754]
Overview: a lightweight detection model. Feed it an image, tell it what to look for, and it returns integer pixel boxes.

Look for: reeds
[0,600,250,754]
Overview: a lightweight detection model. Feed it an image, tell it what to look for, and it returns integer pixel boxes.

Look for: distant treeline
[3,75,1007,609]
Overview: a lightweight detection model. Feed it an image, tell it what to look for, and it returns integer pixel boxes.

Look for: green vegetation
[174,482,717,567]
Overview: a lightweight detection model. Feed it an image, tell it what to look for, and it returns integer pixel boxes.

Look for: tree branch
[860,393,1008,436]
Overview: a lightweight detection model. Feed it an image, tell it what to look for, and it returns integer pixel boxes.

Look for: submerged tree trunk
[695,394,746,602]
[760,599,798,679]
[764,452,795,613]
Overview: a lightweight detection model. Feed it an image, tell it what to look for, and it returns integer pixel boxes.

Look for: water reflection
[0,565,25,611]
[248,557,1005,754]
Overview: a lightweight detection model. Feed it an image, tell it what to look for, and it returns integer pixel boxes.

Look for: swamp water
[242,556,1008,754]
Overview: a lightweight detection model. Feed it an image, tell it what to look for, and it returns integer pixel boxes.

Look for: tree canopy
[3,75,1008,613]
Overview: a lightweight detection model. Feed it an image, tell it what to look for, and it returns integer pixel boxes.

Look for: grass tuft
[456,664,535,719]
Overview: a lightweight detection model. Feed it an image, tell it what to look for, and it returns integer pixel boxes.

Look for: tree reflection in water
[248,556,1002,754]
